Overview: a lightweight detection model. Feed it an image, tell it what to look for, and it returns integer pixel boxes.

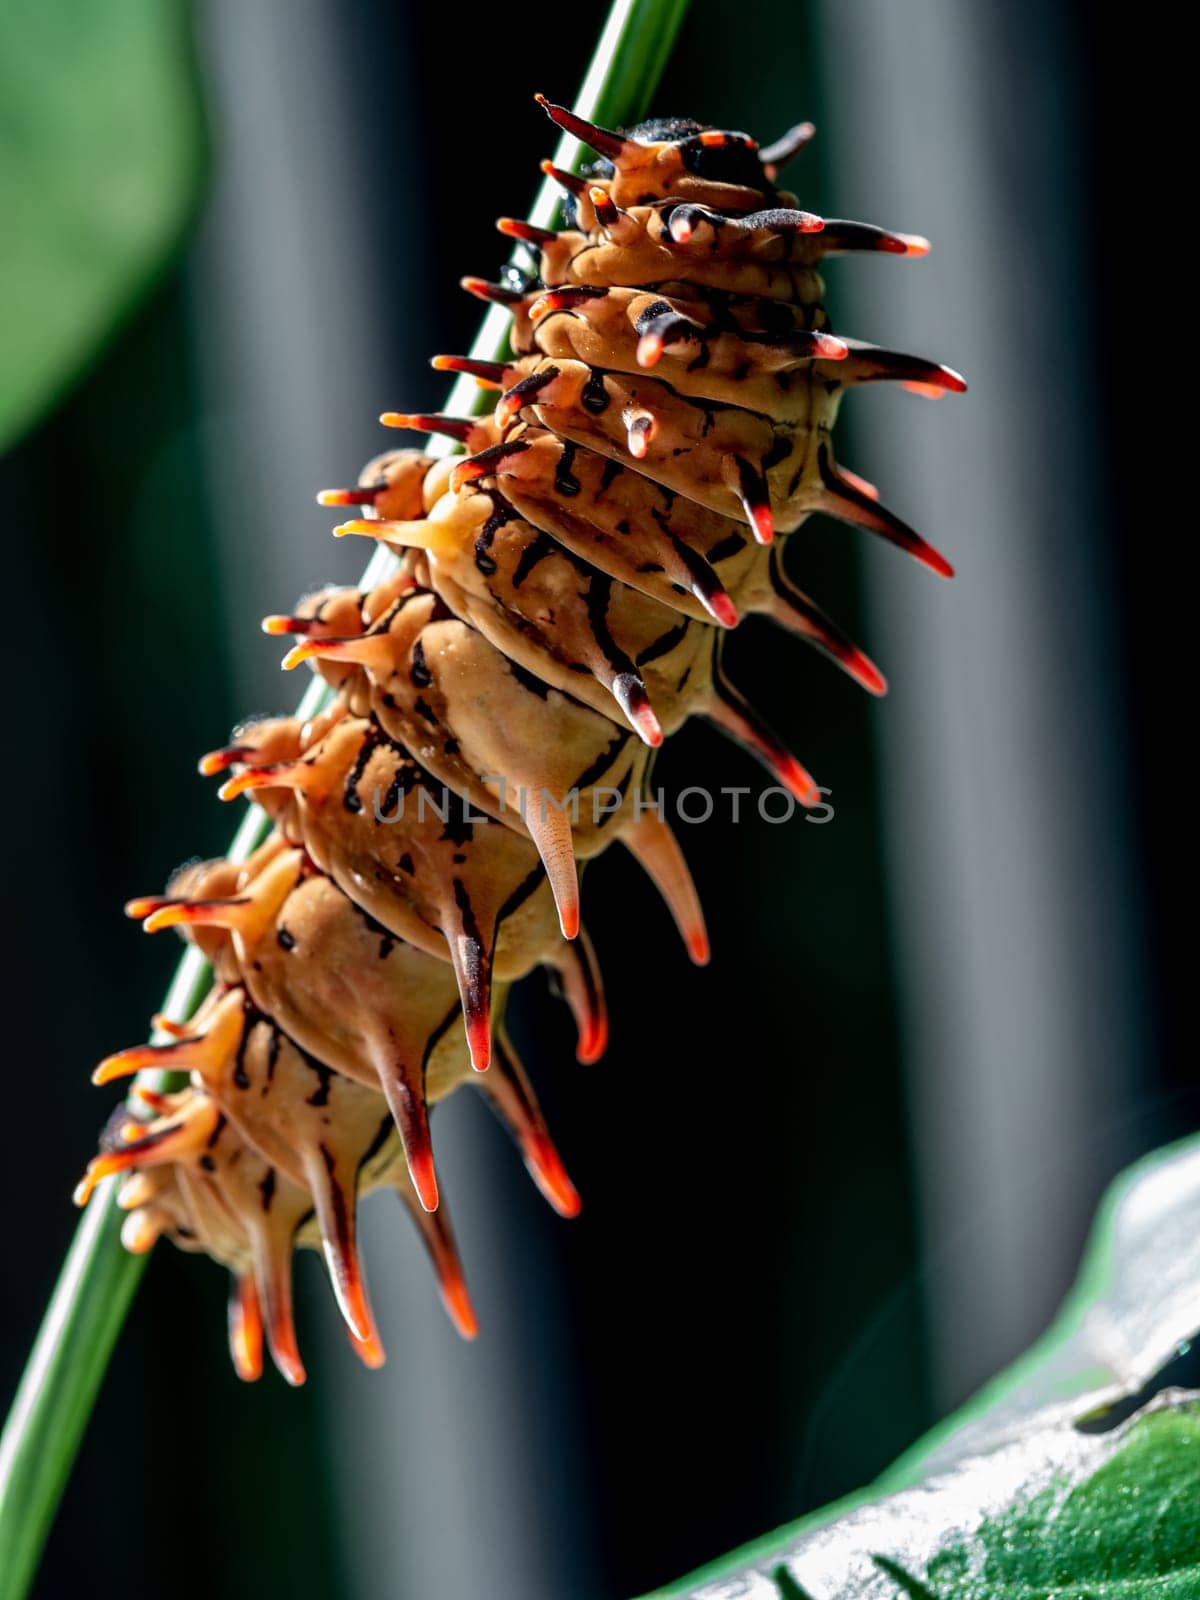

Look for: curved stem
[0,1,691,1591]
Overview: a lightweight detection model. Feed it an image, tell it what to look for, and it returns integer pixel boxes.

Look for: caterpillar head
[536,96,810,217]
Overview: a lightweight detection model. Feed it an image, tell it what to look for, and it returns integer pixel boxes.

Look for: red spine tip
[197,745,251,777]
[409,1153,440,1214]
[708,592,740,630]
[633,706,664,747]
[529,1134,582,1218]
[838,466,880,502]
[466,1016,492,1074]
[496,216,557,247]
[902,378,959,400]
[262,613,317,636]
[576,1018,609,1066]
[316,486,378,508]
[442,1274,480,1341]
[780,757,821,808]
[351,1332,387,1369]
[124,896,168,921]
[848,653,888,697]
[928,551,955,579]
[749,505,775,545]
[276,1353,307,1388]
[812,333,850,360]
[636,332,664,367]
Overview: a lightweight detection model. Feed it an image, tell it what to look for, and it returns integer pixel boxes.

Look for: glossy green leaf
[644,1136,1200,1598]
[0,0,205,450]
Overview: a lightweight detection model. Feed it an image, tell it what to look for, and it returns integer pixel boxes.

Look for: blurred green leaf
[0,0,205,450]
[644,1136,1200,1597]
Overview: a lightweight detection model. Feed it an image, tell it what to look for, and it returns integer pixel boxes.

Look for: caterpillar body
[75,98,962,1385]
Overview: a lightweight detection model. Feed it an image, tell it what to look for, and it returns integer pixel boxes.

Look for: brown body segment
[78,99,962,1378]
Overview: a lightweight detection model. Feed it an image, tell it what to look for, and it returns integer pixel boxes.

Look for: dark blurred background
[1,2,1191,1596]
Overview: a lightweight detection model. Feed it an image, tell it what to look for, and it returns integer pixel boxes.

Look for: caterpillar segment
[77,99,962,1383]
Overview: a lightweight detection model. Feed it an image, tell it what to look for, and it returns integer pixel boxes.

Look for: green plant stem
[0,1,691,1592]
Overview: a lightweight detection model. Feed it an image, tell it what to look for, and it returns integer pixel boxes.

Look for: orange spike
[279,631,396,677]
[636,331,664,367]
[552,930,609,1065]
[74,1121,184,1207]
[522,796,580,941]
[450,439,531,491]
[707,589,740,629]
[412,1203,479,1340]
[731,459,775,545]
[197,743,256,776]
[261,613,322,637]
[815,444,953,578]
[534,93,628,161]
[540,157,589,197]
[623,810,710,965]
[589,186,620,228]
[759,120,816,178]
[465,1009,492,1075]
[93,1039,191,1084]
[149,1014,191,1039]
[371,1060,439,1213]
[495,366,560,430]
[807,331,850,360]
[228,1272,264,1383]
[97,990,245,1086]
[838,465,880,501]
[217,760,323,802]
[300,1148,380,1347]
[526,1130,582,1219]
[528,286,608,322]
[253,1237,306,1387]
[765,556,887,696]
[315,485,381,508]
[141,897,251,935]
[496,216,558,247]
[837,343,967,393]
[612,672,663,747]
[460,275,524,307]
[439,886,495,1073]
[380,411,476,442]
[588,186,638,242]
[706,667,822,808]
[430,354,513,388]
[902,379,954,400]
[131,1086,176,1114]
[482,1032,582,1218]
[346,1324,387,1370]
[125,895,182,921]
[438,1262,479,1341]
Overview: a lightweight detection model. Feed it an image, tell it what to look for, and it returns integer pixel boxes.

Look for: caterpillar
[74,96,963,1385]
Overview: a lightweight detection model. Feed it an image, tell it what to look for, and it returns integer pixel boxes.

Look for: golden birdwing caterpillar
[76,98,962,1384]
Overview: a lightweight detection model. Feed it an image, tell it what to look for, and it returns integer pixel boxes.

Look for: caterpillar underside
[75,99,963,1384]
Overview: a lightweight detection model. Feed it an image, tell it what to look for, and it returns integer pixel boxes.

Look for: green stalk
[0,0,691,1591]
